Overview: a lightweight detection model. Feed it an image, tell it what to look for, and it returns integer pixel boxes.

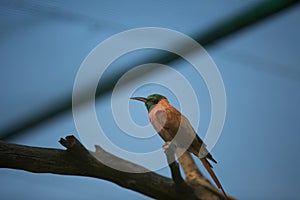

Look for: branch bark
[0,135,234,200]
[176,149,231,200]
[163,142,198,200]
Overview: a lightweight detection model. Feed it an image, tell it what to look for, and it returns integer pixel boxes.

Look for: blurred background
[1,0,300,199]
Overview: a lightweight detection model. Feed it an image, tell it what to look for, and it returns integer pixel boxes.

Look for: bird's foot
[162,141,177,152]
[162,141,171,150]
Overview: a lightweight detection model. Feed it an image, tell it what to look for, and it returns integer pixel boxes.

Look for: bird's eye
[150,98,157,104]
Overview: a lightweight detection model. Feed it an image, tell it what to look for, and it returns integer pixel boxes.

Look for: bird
[130,93,228,199]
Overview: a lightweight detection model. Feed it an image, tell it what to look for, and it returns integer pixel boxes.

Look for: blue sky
[1,1,300,200]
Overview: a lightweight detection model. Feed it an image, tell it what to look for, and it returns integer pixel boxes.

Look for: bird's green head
[130,94,167,112]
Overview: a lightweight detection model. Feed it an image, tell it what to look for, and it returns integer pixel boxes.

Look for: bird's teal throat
[146,102,157,112]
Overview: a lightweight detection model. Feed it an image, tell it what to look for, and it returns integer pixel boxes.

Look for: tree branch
[0,135,234,200]
[163,142,198,199]
[176,150,234,200]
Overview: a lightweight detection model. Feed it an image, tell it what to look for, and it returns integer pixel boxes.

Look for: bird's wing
[184,122,217,163]
[152,106,217,163]
[152,107,197,151]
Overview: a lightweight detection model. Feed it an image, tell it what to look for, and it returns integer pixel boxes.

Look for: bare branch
[0,135,234,200]
[163,142,198,199]
[176,149,235,200]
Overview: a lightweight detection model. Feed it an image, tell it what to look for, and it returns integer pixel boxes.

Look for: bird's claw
[162,141,172,150]
[162,141,177,152]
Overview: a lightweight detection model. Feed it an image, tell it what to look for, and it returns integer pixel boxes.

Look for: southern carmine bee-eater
[130,94,228,199]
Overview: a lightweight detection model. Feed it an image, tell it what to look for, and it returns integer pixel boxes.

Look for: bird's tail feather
[200,158,229,200]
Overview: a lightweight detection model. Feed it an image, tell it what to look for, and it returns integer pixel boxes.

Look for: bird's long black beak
[130,97,147,103]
